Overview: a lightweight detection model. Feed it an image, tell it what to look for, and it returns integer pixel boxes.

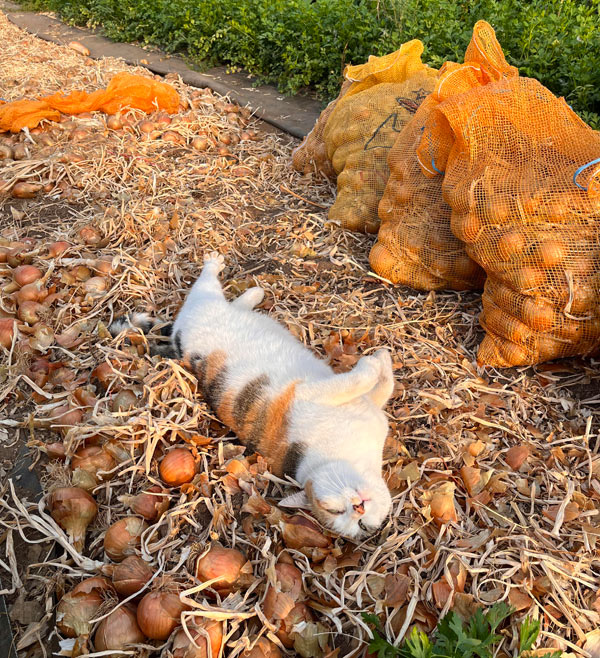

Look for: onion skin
[48,487,97,552]
[171,620,223,658]
[109,555,154,597]
[119,485,169,521]
[276,602,313,648]
[242,638,282,658]
[12,182,42,198]
[0,318,17,349]
[195,544,247,596]
[17,300,45,324]
[104,516,148,562]
[159,448,196,487]
[72,445,116,482]
[48,241,71,257]
[136,590,190,640]
[13,264,42,286]
[282,515,331,550]
[56,576,114,638]
[94,605,145,651]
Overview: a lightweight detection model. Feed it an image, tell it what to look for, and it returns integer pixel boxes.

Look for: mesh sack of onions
[293,40,437,234]
[418,71,600,365]
[370,21,515,290]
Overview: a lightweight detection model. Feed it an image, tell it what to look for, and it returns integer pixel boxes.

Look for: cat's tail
[108,312,175,357]
[108,312,165,338]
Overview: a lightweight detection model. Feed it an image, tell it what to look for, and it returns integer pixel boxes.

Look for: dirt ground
[1,8,600,658]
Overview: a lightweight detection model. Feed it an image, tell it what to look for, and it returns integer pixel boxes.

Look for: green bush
[21,0,600,127]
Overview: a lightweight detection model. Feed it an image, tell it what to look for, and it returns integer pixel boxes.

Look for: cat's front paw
[204,251,225,272]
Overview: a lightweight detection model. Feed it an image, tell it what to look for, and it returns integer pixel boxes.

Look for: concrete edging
[1,1,322,138]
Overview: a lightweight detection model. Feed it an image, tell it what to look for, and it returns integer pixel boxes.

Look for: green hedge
[22,0,600,127]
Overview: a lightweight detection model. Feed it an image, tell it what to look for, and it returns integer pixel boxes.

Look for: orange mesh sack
[420,75,600,366]
[322,41,437,234]
[0,73,179,133]
[291,79,352,180]
[370,21,516,290]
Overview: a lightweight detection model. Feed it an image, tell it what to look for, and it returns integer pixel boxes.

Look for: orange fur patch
[258,381,297,476]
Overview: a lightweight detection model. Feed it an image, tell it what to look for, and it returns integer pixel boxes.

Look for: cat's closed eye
[324,508,344,515]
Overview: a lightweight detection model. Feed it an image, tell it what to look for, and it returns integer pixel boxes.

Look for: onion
[0,144,13,159]
[72,445,116,482]
[12,144,28,160]
[0,318,17,348]
[263,563,303,621]
[242,638,282,658]
[17,300,45,324]
[276,602,313,648]
[73,265,92,281]
[43,441,67,460]
[171,620,223,658]
[70,128,90,142]
[12,182,42,198]
[191,137,210,151]
[119,485,169,521]
[104,516,148,562]
[138,120,157,134]
[14,280,48,304]
[46,241,71,258]
[92,257,115,275]
[94,606,145,652]
[30,322,54,352]
[112,388,139,412]
[49,405,83,432]
[73,387,98,408]
[159,448,196,486]
[430,490,457,526]
[56,576,114,638]
[107,115,123,130]
[13,265,42,286]
[79,225,102,245]
[282,515,331,549]
[108,555,154,597]
[136,590,190,640]
[498,230,525,261]
[103,440,131,463]
[93,361,121,389]
[162,131,185,145]
[536,239,566,267]
[48,487,97,552]
[195,544,247,596]
[83,276,107,296]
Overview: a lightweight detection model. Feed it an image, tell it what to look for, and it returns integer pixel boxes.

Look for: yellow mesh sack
[370,22,515,290]
[0,73,179,133]
[291,79,352,180]
[323,40,437,233]
[420,74,600,366]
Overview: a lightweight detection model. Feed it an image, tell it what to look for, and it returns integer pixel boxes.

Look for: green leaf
[519,617,540,653]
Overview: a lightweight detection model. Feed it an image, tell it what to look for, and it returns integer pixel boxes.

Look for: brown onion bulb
[119,485,169,521]
[14,280,47,304]
[108,555,154,597]
[0,318,17,348]
[29,323,54,352]
[56,576,114,637]
[72,445,116,482]
[263,563,303,621]
[48,241,71,257]
[136,590,190,640]
[13,265,42,287]
[18,301,45,324]
[107,115,123,130]
[12,182,42,198]
[48,487,97,552]
[282,515,331,549]
[159,448,196,486]
[171,620,223,658]
[94,605,145,651]
[49,405,83,432]
[242,638,282,658]
[276,602,313,648]
[195,544,247,596]
[104,516,148,562]
[79,225,102,245]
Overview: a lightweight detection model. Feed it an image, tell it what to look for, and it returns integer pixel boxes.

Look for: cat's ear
[279,489,311,509]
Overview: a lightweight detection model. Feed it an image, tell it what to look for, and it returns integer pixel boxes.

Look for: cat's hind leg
[187,252,226,302]
[232,287,264,310]
[367,349,395,408]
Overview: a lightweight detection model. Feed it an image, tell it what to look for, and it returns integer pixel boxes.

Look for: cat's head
[280,461,392,538]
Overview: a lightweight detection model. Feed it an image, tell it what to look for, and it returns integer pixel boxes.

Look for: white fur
[151,253,394,537]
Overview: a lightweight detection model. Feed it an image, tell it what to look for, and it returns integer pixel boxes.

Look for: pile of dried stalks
[1,10,600,658]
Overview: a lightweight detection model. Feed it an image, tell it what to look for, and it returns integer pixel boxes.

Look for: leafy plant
[17,0,600,128]
[362,603,562,658]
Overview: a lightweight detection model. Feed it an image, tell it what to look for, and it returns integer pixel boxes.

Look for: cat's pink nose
[353,502,365,515]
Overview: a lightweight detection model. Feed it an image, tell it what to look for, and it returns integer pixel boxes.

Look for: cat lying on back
[110,252,394,538]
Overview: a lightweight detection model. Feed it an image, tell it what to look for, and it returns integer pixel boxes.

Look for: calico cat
[109,252,394,538]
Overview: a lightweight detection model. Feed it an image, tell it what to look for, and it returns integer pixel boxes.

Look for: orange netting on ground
[370,21,515,290]
[0,72,180,132]
[419,74,600,366]
[293,41,437,233]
